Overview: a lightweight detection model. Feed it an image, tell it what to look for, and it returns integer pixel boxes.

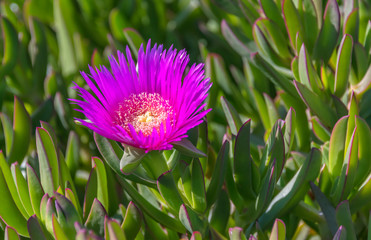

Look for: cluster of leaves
[0,0,371,239]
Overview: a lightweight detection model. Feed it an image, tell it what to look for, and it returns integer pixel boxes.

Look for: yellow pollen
[138,111,154,123]
[114,92,175,136]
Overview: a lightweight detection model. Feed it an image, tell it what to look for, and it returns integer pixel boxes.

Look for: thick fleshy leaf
[343,9,359,42]
[269,219,285,240]
[122,201,142,240]
[173,139,206,158]
[27,215,49,240]
[0,152,28,218]
[83,168,97,220]
[282,0,303,49]
[191,158,206,213]
[229,227,247,240]
[1,113,13,156]
[54,192,82,227]
[53,0,77,76]
[11,163,33,217]
[354,117,371,185]
[209,189,230,234]
[92,157,109,212]
[0,163,28,236]
[85,199,107,237]
[29,18,48,93]
[280,92,310,151]
[310,182,337,235]
[221,20,252,56]
[255,18,290,59]
[4,226,19,240]
[258,148,321,228]
[311,117,331,142]
[221,96,243,135]
[191,231,203,240]
[157,170,183,212]
[331,127,358,203]
[206,140,229,208]
[333,226,347,240]
[7,97,31,164]
[335,201,356,240]
[312,0,340,63]
[179,204,205,234]
[260,122,285,177]
[234,120,256,200]
[298,44,322,94]
[106,218,126,240]
[0,18,18,79]
[252,90,270,130]
[250,54,299,99]
[294,80,337,127]
[52,214,69,240]
[328,116,348,177]
[334,35,353,97]
[36,127,59,195]
[27,164,44,219]
[65,131,79,175]
[256,162,276,216]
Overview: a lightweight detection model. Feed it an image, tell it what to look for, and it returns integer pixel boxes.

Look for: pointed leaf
[157,170,183,212]
[0,18,18,79]
[269,219,286,240]
[7,97,31,164]
[221,96,243,135]
[122,202,142,240]
[335,201,356,240]
[234,120,256,200]
[206,140,229,207]
[334,35,353,97]
[294,80,337,127]
[173,139,206,158]
[85,199,107,236]
[313,0,340,63]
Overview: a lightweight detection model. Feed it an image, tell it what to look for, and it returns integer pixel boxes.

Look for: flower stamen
[114,92,174,136]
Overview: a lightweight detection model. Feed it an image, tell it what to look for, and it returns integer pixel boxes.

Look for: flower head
[71,40,211,151]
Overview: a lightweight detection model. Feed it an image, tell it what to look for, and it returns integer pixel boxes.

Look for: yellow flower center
[114,93,174,136]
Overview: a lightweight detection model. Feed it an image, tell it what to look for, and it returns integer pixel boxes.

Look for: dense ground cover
[0,0,371,239]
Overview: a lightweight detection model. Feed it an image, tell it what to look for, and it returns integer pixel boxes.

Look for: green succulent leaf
[7,97,31,164]
[258,148,321,228]
[122,202,142,240]
[206,140,229,208]
[269,219,286,240]
[335,201,356,240]
[0,17,18,79]
[0,159,28,237]
[190,158,207,213]
[173,139,206,158]
[294,80,337,127]
[179,204,205,234]
[209,189,230,235]
[85,198,107,237]
[229,227,247,240]
[233,120,257,200]
[312,0,340,63]
[334,35,353,97]
[157,170,183,212]
[27,215,49,240]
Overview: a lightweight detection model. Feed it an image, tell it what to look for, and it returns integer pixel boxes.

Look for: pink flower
[71,40,211,151]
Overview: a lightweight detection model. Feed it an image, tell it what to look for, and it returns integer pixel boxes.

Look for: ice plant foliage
[71,40,211,151]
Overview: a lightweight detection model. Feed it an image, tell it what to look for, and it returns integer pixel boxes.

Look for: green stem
[142,151,169,180]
